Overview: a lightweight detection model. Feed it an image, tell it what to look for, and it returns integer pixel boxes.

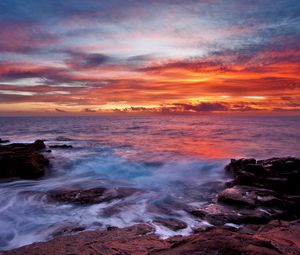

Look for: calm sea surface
[0,115,299,249]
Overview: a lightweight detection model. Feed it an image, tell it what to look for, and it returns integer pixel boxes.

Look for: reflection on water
[0,115,299,250]
[1,115,299,159]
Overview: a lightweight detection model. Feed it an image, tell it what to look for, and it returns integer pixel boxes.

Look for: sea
[0,115,299,250]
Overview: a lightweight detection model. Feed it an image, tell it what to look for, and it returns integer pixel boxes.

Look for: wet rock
[163,224,292,255]
[218,186,256,208]
[2,221,300,255]
[222,157,300,219]
[154,217,187,231]
[226,157,300,193]
[49,144,73,149]
[32,140,46,150]
[189,203,270,226]
[0,140,49,179]
[189,157,300,227]
[48,187,141,205]
[0,138,10,144]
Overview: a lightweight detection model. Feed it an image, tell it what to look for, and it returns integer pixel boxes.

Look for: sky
[0,0,300,115]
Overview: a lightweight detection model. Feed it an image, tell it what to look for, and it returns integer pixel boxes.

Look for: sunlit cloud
[243,96,266,100]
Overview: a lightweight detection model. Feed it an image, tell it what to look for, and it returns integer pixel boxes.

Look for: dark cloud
[0,64,72,84]
[139,59,228,73]
[110,101,267,113]
[83,108,97,112]
[66,53,113,69]
[127,54,157,63]
[231,103,261,111]
[174,102,229,112]
[55,108,66,112]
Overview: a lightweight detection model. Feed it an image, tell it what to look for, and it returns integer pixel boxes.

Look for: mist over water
[0,115,299,250]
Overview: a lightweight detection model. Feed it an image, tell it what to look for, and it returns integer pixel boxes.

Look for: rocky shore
[0,140,299,254]
[0,140,49,179]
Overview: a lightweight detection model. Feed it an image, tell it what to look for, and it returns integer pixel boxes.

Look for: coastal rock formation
[0,140,49,179]
[1,157,300,254]
[48,187,142,205]
[0,138,10,144]
[222,157,300,219]
[190,157,300,227]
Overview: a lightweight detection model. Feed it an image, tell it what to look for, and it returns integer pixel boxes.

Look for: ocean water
[0,115,299,250]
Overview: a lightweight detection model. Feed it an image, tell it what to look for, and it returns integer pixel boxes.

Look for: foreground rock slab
[1,221,299,255]
[0,140,49,179]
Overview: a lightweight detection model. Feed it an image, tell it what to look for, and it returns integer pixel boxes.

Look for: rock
[48,187,141,205]
[218,186,256,208]
[154,217,187,231]
[49,144,73,149]
[49,187,107,204]
[222,157,300,220]
[225,157,300,193]
[188,157,300,228]
[2,221,299,255]
[253,220,300,255]
[162,222,297,255]
[189,203,270,226]
[0,140,49,179]
[32,140,46,150]
[0,138,10,144]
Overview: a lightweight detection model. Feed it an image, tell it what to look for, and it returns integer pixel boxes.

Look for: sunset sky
[0,0,300,115]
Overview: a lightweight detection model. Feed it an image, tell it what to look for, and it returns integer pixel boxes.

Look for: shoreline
[0,140,299,254]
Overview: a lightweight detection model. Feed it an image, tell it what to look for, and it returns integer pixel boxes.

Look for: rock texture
[190,157,300,227]
[48,187,142,205]
[1,221,299,255]
[0,140,49,179]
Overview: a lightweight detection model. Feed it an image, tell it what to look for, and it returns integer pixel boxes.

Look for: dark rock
[225,157,300,193]
[0,140,49,179]
[189,203,270,226]
[222,157,300,219]
[48,187,141,205]
[49,144,73,149]
[0,138,10,144]
[189,157,300,228]
[32,140,46,150]
[154,217,187,231]
[218,186,256,208]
